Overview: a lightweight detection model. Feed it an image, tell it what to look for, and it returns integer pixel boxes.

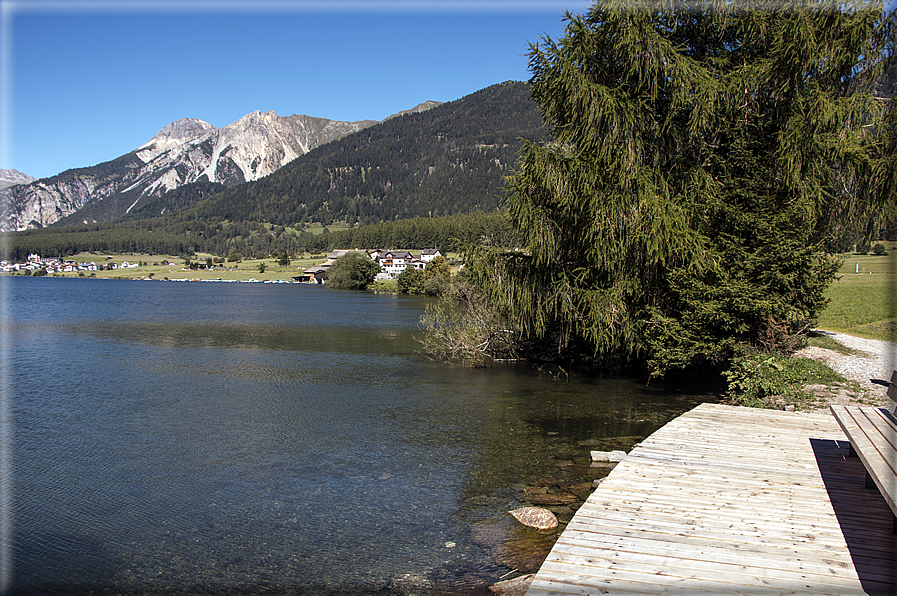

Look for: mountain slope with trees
[173,81,546,227]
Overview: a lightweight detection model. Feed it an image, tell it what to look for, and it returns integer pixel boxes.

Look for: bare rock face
[508,507,558,530]
[0,108,396,231]
[0,169,36,190]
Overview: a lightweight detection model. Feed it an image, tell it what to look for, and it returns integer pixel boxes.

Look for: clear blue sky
[1,1,582,180]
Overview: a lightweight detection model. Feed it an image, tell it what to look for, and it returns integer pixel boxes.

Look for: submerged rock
[508,507,558,530]
[489,573,535,595]
[525,492,577,506]
[471,514,557,573]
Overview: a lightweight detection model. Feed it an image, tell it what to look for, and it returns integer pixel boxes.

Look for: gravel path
[794,330,897,408]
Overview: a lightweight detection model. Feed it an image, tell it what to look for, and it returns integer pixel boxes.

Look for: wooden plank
[860,408,897,452]
[529,561,872,596]
[526,403,897,596]
[542,546,871,588]
[553,529,895,576]
[831,405,897,516]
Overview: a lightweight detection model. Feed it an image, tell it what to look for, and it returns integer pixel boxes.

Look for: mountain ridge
[0,169,36,191]
[0,104,437,232]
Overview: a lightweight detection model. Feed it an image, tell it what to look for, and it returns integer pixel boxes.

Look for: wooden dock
[527,403,897,595]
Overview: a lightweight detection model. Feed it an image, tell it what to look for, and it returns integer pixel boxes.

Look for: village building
[420,249,442,263]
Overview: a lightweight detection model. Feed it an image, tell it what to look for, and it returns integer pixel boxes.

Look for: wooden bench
[830,370,897,533]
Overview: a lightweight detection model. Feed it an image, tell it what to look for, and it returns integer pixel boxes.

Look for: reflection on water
[6,277,718,594]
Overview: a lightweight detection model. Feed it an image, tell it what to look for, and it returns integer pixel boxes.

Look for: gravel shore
[794,330,897,411]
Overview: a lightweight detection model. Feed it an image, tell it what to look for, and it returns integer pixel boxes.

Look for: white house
[379,251,413,278]
[420,249,442,263]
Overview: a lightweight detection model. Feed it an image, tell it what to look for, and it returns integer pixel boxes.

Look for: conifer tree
[465,0,895,375]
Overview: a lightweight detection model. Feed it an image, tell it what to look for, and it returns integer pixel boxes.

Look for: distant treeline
[2,211,518,261]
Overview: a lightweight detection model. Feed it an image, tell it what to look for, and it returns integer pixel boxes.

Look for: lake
[3,276,718,594]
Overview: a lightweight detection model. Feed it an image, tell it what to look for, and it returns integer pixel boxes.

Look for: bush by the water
[723,351,846,410]
[326,252,381,290]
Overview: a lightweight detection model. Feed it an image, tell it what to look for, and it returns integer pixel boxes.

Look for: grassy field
[19,252,330,283]
[816,242,896,342]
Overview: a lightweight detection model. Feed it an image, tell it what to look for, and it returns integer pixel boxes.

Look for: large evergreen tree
[465,0,895,375]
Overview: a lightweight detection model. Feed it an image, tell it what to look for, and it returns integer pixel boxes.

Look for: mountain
[0,169,36,191]
[0,108,417,231]
[174,81,546,227]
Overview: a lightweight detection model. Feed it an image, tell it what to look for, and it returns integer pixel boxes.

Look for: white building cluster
[303,248,443,283]
[1,253,138,274]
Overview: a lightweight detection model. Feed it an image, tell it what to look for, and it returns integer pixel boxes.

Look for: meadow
[816,242,896,341]
[37,252,330,283]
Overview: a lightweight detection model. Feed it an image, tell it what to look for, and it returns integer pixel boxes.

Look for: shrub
[327,252,381,290]
[397,267,424,293]
[872,243,886,255]
[424,274,450,296]
[723,351,846,409]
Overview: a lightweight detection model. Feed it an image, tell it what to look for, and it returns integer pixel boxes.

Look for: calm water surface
[5,276,718,594]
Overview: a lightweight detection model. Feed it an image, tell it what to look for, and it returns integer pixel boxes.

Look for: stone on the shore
[508,507,558,530]
[590,449,626,462]
[489,573,535,595]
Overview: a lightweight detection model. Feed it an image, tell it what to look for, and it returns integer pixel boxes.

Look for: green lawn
[816,242,896,341]
[20,252,329,283]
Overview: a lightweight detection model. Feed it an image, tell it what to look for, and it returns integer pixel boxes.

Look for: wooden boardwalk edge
[526,403,897,596]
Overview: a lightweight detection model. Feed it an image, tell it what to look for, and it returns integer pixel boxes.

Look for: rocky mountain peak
[147,118,216,143]
[0,169,36,191]
[0,106,385,231]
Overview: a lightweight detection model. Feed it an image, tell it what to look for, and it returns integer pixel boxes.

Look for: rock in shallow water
[471,514,557,572]
[489,573,535,595]
[590,449,627,462]
[525,492,577,506]
[508,507,558,530]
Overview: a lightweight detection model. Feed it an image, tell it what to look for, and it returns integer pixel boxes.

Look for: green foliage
[278,251,291,266]
[397,266,425,294]
[258,262,266,274]
[1,224,195,261]
[326,251,381,290]
[423,274,451,297]
[397,256,455,296]
[873,242,887,255]
[464,0,895,376]
[3,211,516,263]
[723,351,846,409]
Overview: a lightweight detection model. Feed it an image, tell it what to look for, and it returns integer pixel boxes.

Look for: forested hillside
[3,212,515,261]
[165,81,546,226]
